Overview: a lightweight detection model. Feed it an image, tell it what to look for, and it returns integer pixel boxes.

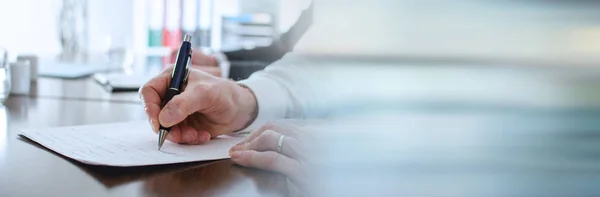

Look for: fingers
[191,65,221,77]
[230,150,301,179]
[192,55,218,66]
[231,130,303,159]
[238,122,302,146]
[141,64,224,146]
[157,81,218,128]
[139,67,173,104]
[142,68,216,128]
[191,51,218,66]
[175,49,218,66]
[160,123,211,144]
[165,125,182,143]
[140,68,174,133]
[179,123,212,144]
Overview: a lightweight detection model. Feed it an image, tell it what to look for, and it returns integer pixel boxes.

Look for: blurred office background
[0,0,310,56]
[1,0,600,69]
[1,0,600,88]
[0,0,309,79]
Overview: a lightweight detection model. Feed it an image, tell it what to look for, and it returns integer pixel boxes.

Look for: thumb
[158,84,216,127]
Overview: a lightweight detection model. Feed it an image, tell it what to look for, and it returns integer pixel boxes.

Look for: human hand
[228,121,320,192]
[139,67,258,144]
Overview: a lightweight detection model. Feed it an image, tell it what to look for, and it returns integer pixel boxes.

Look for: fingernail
[230,151,242,159]
[204,135,211,142]
[230,144,243,152]
[150,119,158,133]
[197,132,210,143]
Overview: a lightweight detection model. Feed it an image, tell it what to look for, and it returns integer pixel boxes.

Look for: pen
[158,34,193,150]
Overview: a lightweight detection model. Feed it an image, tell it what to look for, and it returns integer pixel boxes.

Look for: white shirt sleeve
[232,53,423,133]
[235,54,324,132]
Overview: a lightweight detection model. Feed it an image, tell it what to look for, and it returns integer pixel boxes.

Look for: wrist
[233,83,258,132]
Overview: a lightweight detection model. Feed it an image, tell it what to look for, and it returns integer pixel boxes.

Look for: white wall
[87,0,135,55]
[0,0,135,59]
[0,0,63,57]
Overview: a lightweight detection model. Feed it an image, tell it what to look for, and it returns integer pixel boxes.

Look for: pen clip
[184,50,191,83]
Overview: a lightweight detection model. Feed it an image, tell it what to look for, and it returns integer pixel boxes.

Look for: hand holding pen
[156,34,194,150]
[139,35,258,150]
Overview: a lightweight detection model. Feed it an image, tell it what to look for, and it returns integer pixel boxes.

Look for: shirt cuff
[235,77,288,133]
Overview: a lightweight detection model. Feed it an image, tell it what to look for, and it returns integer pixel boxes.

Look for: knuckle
[192,83,218,99]
[138,84,151,96]
[256,131,274,149]
[263,130,279,140]
[192,83,210,93]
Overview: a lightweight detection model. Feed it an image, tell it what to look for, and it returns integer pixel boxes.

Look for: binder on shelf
[163,0,182,49]
[162,0,182,66]
[182,0,199,47]
[148,0,164,47]
[196,0,214,47]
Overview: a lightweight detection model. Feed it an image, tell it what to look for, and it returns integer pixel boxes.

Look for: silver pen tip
[158,129,168,150]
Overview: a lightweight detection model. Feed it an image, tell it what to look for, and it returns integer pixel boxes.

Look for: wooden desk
[4,64,600,196]
[0,96,287,197]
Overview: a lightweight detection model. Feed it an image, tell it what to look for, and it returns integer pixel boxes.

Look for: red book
[162,0,182,67]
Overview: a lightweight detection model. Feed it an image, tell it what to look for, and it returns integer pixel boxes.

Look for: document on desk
[18,121,246,167]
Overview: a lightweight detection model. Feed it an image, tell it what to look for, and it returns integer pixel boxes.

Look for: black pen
[158,34,193,150]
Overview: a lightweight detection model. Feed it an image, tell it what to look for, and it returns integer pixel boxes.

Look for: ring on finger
[276,134,286,153]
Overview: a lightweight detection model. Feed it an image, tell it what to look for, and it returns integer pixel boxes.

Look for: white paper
[19,121,246,167]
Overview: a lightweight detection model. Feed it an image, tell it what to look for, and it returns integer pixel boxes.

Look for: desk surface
[3,95,600,196]
[30,77,140,103]
[4,64,600,196]
[0,96,287,197]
